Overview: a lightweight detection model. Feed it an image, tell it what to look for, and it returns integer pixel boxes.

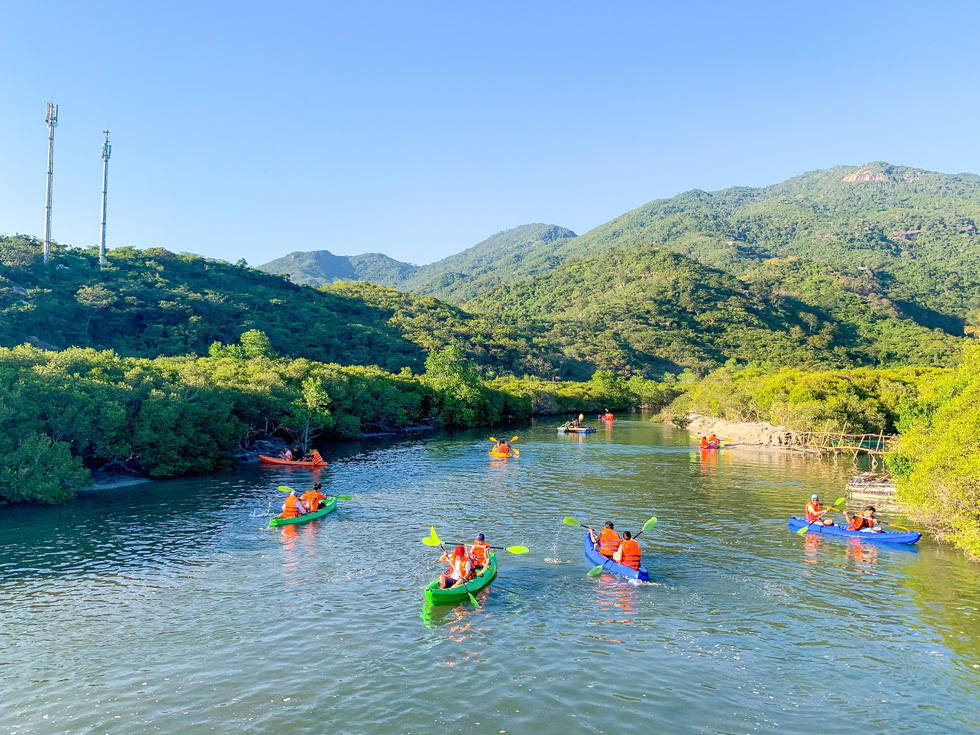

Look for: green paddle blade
[278,485,294,493]
[797,525,810,535]
[331,495,352,501]
[833,497,845,506]
[429,526,443,545]
[641,516,658,531]
[505,545,529,554]
[587,565,605,577]
[562,516,580,526]
[421,537,442,547]
[466,591,480,606]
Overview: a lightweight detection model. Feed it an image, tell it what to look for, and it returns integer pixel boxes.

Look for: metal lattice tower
[100,130,111,267]
[43,102,58,262]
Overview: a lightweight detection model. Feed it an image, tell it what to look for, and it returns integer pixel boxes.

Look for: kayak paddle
[886,522,912,532]
[587,516,658,577]
[441,543,529,554]
[422,527,480,606]
[277,485,351,500]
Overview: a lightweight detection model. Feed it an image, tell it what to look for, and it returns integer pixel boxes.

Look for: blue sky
[1,1,978,266]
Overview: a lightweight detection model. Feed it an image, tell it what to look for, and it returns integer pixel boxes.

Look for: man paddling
[301,482,327,512]
[588,521,621,559]
[613,530,642,570]
[280,488,309,519]
[805,494,835,526]
[469,533,491,569]
[844,506,884,533]
[438,545,473,589]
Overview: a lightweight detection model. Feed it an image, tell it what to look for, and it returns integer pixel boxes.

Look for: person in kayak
[301,482,327,512]
[281,488,309,519]
[804,494,835,526]
[470,533,490,569]
[844,506,884,532]
[278,448,294,461]
[589,522,621,558]
[438,545,473,589]
[699,436,711,449]
[600,408,613,420]
[494,439,510,454]
[613,531,642,570]
[708,434,720,448]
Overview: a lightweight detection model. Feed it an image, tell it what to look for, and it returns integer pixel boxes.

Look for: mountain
[400,223,577,302]
[457,162,980,331]
[257,223,577,300]
[258,249,418,287]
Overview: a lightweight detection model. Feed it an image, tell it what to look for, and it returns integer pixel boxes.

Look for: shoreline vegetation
[663,352,980,560]
[0,338,677,506]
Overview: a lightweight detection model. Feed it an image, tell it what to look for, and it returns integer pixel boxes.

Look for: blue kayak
[583,534,649,581]
[788,517,921,545]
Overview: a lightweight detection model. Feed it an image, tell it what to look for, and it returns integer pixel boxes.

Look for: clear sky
[1,1,978,267]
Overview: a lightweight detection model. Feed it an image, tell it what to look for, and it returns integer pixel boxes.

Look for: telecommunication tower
[99,130,111,267]
[43,102,58,262]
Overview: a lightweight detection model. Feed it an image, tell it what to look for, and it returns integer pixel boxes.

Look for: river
[2,418,979,734]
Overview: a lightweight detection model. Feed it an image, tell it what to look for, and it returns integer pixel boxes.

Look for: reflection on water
[2,417,980,734]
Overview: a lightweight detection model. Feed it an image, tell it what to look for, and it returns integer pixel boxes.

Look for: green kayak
[424,552,497,605]
[269,496,338,527]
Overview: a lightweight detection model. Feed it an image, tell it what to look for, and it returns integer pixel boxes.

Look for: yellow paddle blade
[562,516,580,526]
[833,497,846,506]
[278,485,295,493]
[505,545,529,554]
[510,436,519,442]
[429,526,443,545]
[512,447,520,456]
[797,525,809,535]
[421,537,442,547]
[488,437,498,443]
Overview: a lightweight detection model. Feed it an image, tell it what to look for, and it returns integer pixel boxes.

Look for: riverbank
[686,414,801,449]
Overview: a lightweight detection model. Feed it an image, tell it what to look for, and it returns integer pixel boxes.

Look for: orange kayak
[259,454,328,467]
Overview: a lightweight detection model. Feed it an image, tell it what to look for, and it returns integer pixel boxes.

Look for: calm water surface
[2,419,979,734]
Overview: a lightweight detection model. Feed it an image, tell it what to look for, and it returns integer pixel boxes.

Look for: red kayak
[259,455,328,467]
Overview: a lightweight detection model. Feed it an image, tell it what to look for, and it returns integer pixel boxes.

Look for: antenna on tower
[99,130,111,268]
[43,102,58,263]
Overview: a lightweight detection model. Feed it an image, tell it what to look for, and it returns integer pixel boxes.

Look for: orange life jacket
[599,528,621,557]
[282,494,307,518]
[805,501,823,523]
[471,540,490,567]
[310,450,323,464]
[699,438,710,449]
[618,538,642,570]
[301,491,326,512]
[445,552,471,580]
[848,515,872,531]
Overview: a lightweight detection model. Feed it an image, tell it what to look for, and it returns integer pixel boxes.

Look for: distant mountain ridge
[261,163,980,335]
[258,223,577,300]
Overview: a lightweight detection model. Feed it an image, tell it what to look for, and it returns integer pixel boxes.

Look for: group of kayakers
[805,493,883,532]
[698,434,722,449]
[280,483,329,519]
[437,533,491,589]
[587,521,643,570]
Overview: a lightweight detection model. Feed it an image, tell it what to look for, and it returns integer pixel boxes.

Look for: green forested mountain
[399,223,577,302]
[467,242,959,375]
[258,223,577,300]
[454,162,980,330]
[257,249,419,287]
